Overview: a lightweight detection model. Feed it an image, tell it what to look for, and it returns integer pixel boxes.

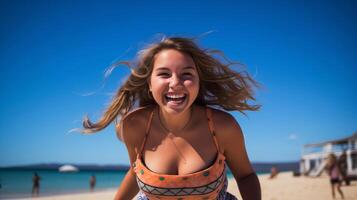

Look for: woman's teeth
[165,94,186,102]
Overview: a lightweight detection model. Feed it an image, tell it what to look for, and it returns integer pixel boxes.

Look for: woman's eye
[158,73,170,77]
[182,73,193,77]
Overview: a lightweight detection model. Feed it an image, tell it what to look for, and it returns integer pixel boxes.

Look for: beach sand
[18,172,357,200]
[230,172,357,200]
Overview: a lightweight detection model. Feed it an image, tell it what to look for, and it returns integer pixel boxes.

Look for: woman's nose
[169,75,181,88]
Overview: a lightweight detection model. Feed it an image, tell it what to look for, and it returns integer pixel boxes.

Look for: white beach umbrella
[58,164,79,172]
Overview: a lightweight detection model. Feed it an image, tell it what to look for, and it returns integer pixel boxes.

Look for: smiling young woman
[82,37,261,200]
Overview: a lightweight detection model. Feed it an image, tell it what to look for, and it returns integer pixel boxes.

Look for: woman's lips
[164,93,187,105]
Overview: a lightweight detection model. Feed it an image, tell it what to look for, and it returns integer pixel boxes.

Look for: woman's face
[149,49,199,115]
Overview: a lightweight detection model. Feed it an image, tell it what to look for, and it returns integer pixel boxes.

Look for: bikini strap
[137,109,154,157]
[205,107,223,154]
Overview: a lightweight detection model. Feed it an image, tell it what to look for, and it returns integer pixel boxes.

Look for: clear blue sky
[0,0,356,166]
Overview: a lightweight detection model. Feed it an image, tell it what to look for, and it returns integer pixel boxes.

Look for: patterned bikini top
[133,107,233,200]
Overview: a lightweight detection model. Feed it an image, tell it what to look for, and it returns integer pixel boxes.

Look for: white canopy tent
[58,164,79,172]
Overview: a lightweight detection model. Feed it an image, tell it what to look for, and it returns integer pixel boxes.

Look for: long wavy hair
[82,37,260,133]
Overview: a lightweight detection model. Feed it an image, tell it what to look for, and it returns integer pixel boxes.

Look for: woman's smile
[165,92,187,106]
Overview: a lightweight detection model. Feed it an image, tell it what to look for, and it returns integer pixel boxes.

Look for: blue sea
[0,168,239,199]
[0,169,127,199]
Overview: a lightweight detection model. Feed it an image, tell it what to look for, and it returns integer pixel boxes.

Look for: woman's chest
[142,130,218,175]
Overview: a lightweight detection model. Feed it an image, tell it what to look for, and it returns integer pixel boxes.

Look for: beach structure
[58,164,79,173]
[300,132,357,178]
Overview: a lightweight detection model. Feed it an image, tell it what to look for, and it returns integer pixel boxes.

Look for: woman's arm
[214,111,261,200]
[114,168,139,200]
[235,173,261,200]
[114,108,149,200]
[114,122,140,200]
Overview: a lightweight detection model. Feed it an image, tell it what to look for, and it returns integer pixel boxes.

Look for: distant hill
[1,161,299,173]
[0,163,130,171]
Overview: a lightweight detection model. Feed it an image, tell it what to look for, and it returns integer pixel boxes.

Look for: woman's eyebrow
[182,66,195,70]
[155,66,195,71]
[155,67,170,71]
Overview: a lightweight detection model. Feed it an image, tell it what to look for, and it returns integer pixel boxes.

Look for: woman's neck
[158,105,194,134]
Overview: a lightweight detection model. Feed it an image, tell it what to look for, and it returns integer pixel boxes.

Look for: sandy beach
[18,172,356,200]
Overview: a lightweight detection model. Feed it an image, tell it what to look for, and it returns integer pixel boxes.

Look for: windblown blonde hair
[82,37,260,133]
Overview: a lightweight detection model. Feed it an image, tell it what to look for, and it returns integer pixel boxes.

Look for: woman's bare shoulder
[116,106,154,145]
[122,106,153,125]
[209,107,238,127]
[209,107,244,144]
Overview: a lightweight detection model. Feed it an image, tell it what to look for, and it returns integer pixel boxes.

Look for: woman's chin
[163,99,190,114]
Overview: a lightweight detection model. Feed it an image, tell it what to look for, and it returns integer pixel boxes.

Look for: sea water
[0,169,236,199]
[0,169,126,199]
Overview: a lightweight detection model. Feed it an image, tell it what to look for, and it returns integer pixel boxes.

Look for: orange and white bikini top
[133,107,228,200]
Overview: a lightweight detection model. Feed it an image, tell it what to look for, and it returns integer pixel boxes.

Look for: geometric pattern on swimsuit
[136,167,226,196]
[137,172,238,200]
